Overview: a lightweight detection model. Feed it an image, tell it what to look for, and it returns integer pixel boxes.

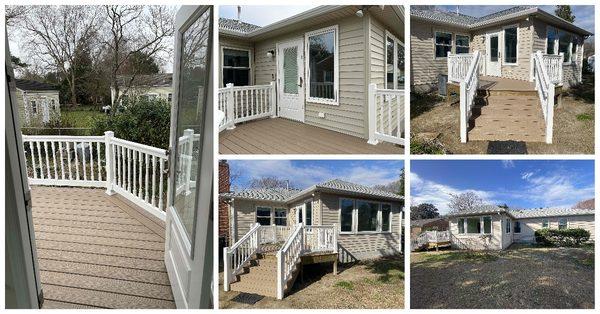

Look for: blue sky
[227,160,403,191]
[411,160,594,214]
[437,5,594,40]
[220,5,317,27]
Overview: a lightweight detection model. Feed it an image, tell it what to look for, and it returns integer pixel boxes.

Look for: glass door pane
[490,36,499,61]
[283,46,298,94]
[172,8,212,239]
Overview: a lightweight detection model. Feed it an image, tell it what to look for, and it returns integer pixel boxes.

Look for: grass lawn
[219,256,404,309]
[61,106,105,128]
[411,245,594,309]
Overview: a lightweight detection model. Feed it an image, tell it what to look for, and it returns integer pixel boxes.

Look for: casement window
[547,27,558,54]
[466,217,480,233]
[542,219,549,228]
[558,30,572,63]
[514,221,521,233]
[434,31,452,58]
[340,199,393,233]
[31,100,37,114]
[558,218,568,230]
[458,218,465,234]
[482,216,492,234]
[223,48,251,87]
[274,208,287,226]
[385,31,405,89]
[505,219,511,233]
[256,207,272,225]
[455,35,470,54]
[503,26,518,64]
[306,25,338,105]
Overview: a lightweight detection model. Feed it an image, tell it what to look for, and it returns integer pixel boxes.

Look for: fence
[459,50,481,143]
[367,84,405,146]
[531,51,556,144]
[218,83,276,131]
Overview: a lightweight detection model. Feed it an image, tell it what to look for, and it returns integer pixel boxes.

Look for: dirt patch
[220,256,404,309]
[411,246,594,309]
[410,95,594,154]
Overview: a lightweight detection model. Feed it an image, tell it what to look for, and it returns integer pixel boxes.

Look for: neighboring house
[110,73,173,105]
[218,5,406,151]
[15,79,61,126]
[411,217,448,237]
[410,6,593,144]
[446,205,595,250]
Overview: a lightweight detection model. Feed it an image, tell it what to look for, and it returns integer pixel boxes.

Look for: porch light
[267,50,275,59]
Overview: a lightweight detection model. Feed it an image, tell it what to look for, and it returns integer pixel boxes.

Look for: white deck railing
[536,53,563,86]
[367,84,405,146]
[22,131,170,219]
[223,223,261,292]
[532,51,555,144]
[303,224,337,253]
[459,50,481,143]
[276,223,303,299]
[259,225,293,244]
[411,230,450,251]
[218,83,276,131]
[448,52,475,83]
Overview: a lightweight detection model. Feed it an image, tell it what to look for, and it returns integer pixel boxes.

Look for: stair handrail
[276,223,303,300]
[223,222,261,291]
[459,50,481,143]
[411,231,429,251]
[532,50,555,144]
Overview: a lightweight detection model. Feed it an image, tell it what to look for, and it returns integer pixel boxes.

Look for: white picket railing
[276,223,303,299]
[303,224,337,253]
[459,50,481,143]
[22,131,170,219]
[532,51,555,144]
[540,53,563,86]
[223,223,261,292]
[218,83,276,131]
[259,225,293,244]
[448,52,475,83]
[411,230,450,251]
[367,84,405,146]
[174,129,200,197]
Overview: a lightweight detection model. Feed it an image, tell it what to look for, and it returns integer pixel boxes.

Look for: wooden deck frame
[31,186,175,309]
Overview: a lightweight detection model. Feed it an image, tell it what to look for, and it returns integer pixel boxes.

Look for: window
[558,30,572,63]
[385,32,405,89]
[31,101,37,114]
[256,207,271,225]
[455,35,470,54]
[223,48,251,86]
[490,35,499,62]
[482,216,492,234]
[381,204,391,232]
[466,217,480,233]
[504,26,518,64]
[168,93,173,103]
[357,201,378,232]
[306,26,337,104]
[305,201,312,226]
[458,218,465,234]
[340,199,354,232]
[50,99,57,110]
[547,27,558,54]
[434,31,452,58]
[274,208,287,226]
[542,219,549,228]
[514,221,521,233]
[505,219,511,233]
[571,37,579,63]
[558,218,568,230]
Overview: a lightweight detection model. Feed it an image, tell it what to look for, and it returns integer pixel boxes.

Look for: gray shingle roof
[15,79,58,91]
[314,179,403,201]
[411,217,448,227]
[219,17,261,34]
[509,208,594,219]
[222,188,299,203]
[411,6,537,28]
[446,205,508,217]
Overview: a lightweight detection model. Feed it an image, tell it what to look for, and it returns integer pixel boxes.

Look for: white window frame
[273,207,287,226]
[545,26,559,55]
[455,33,470,54]
[305,25,339,106]
[30,100,37,114]
[558,218,568,230]
[433,30,453,60]
[221,46,253,87]
[338,198,393,235]
[513,220,521,234]
[255,205,273,225]
[384,30,404,90]
[542,219,549,228]
[502,24,519,66]
[481,216,492,235]
[458,216,492,235]
[296,199,313,226]
[458,218,465,234]
[505,218,511,234]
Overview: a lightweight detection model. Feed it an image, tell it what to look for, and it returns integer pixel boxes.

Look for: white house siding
[231,199,289,241]
[410,19,469,92]
[17,89,61,127]
[287,198,320,226]
[318,192,402,261]
[253,15,368,139]
[471,19,534,82]
[501,217,513,249]
[111,86,173,105]
[218,36,254,88]
[449,214,505,250]
[513,215,595,243]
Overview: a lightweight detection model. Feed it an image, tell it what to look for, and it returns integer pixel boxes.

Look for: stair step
[236,271,277,283]
[230,281,277,298]
[473,115,545,126]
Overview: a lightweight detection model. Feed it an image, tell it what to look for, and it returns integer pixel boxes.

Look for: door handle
[298,77,303,87]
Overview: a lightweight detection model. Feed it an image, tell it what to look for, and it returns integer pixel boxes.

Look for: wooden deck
[31,186,175,309]
[479,76,536,91]
[219,118,403,154]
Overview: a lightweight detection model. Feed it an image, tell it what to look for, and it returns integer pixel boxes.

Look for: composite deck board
[219,117,402,154]
[42,300,101,309]
[31,186,174,309]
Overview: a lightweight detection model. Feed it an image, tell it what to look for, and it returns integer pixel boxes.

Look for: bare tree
[5,6,32,27]
[102,5,174,110]
[249,177,294,190]
[573,198,594,210]
[19,6,102,106]
[448,192,483,212]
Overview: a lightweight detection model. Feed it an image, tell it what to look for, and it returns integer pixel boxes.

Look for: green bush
[535,228,590,247]
[410,136,447,155]
[91,98,170,149]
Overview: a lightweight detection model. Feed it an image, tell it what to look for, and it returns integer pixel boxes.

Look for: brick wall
[218,160,230,244]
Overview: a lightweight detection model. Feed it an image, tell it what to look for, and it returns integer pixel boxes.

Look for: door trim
[276,37,305,123]
[486,31,502,77]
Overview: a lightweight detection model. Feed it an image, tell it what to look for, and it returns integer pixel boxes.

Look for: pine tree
[555,5,575,23]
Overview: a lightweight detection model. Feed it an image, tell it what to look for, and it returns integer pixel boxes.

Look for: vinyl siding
[231,199,289,241]
[369,15,387,89]
[319,192,402,261]
[252,15,368,139]
[218,36,254,88]
[449,214,505,250]
[513,215,595,243]
[17,89,61,127]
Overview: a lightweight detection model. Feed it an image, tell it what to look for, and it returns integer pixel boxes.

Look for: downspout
[229,198,236,243]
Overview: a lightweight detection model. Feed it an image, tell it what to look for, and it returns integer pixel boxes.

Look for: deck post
[269,81,277,118]
[546,83,555,144]
[225,83,236,130]
[367,83,378,145]
[333,223,338,275]
[558,53,564,85]
[459,81,467,143]
[223,247,231,291]
[276,250,283,299]
[529,52,535,82]
[104,131,115,195]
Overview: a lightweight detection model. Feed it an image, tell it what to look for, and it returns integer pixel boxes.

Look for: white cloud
[501,160,515,168]
[518,172,595,207]
[521,171,534,180]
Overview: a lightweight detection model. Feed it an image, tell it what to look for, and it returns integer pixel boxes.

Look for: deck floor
[219,117,403,154]
[479,76,535,91]
[31,186,175,309]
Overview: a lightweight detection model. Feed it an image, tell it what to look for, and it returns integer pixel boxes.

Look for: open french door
[164,5,213,309]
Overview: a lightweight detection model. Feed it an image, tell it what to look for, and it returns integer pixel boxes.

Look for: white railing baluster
[89,141,94,181]
[127,148,132,192]
[218,83,276,131]
[81,141,87,181]
[50,141,58,179]
[43,141,51,179]
[151,155,157,207]
[133,149,137,195]
[144,153,149,202]
[58,142,65,180]
[97,141,102,181]
[36,142,44,179]
[158,158,164,211]
[66,142,72,180]
[138,151,143,199]
[368,83,405,146]
[73,141,80,180]
[29,142,37,179]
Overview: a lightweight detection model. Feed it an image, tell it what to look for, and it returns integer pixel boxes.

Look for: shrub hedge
[534,228,590,247]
